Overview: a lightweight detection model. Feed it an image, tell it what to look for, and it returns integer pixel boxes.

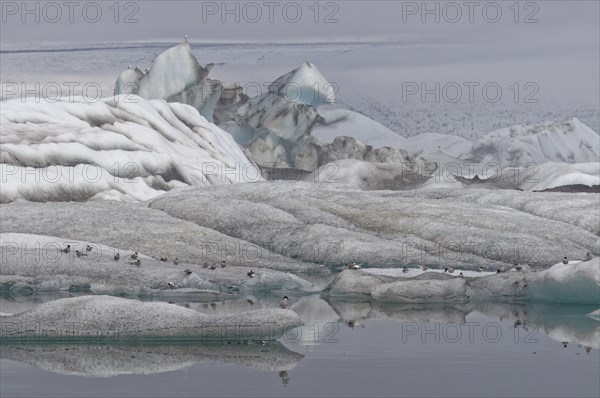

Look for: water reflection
[0,341,304,377]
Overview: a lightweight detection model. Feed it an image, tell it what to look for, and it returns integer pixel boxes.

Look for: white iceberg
[0,96,261,203]
[463,118,600,168]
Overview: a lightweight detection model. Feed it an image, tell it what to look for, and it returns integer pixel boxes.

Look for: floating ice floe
[0,96,261,203]
[0,295,303,341]
[325,259,600,304]
[0,233,317,294]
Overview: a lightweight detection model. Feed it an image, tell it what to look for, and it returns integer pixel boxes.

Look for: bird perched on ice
[477,266,484,272]
[61,245,70,254]
[160,257,167,262]
[173,258,179,265]
[247,270,256,278]
[420,264,428,271]
[210,264,217,270]
[497,265,506,273]
[114,253,120,261]
[131,252,138,260]
[130,259,141,267]
[75,250,87,258]
[167,282,175,289]
[279,296,289,309]
[85,245,92,252]
[202,262,208,268]
[184,35,188,43]
[144,68,149,74]
[184,269,193,276]
[584,252,593,261]
[221,260,227,268]
[128,65,132,69]
[459,272,464,278]
[346,261,361,270]
[402,267,409,273]
[514,264,524,271]
[444,267,455,273]
[562,256,568,265]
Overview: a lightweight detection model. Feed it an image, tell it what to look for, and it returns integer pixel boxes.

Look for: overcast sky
[1,1,598,45]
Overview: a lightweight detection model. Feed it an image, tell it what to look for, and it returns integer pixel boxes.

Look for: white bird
[514,263,523,271]
[114,253,120,261]
[562,257,568,265]
[402,267,409,273]
[131,259,141,267]
[184,35,188,43]
[131,252,138,260]
[184,269,192,276]
[144,68,149,74]
[585,252,593,261]
[444,267,455,273]
[459,272,464,278]
[420,264,428,271]
[85,244,92,252]
[478,266,484,272]
[247,270,256,278]
[160,257,167,262]
[128,65,132,69]
[279,296,289,309]
[221,260,226,268]
[167,282,175,290]
[61,245,71,254]
[346,261,360,270]
[173,258,179,265]
[497,266,506,273]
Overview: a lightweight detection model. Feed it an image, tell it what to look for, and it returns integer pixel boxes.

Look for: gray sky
[1,1,598,45]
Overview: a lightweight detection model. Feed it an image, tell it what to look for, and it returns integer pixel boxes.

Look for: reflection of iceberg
[0,341,304,377]
[0,295,302,341]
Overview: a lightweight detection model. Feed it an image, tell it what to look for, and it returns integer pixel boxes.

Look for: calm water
[1,294,599,397]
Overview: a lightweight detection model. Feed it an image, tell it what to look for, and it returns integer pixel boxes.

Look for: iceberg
[0,295,303,341]
[325,260,600,305]
[0,96,261,203]
[463,118,600,168]
[115,42,220,120]
[0,233,317,294]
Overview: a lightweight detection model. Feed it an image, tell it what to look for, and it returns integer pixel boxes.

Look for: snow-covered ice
[326,259,600,304]
[0,233,317,294]
[0,96,260,203]
[0,295,303,341]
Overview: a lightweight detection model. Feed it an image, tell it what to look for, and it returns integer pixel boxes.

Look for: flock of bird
[58,244,593,312]
[345,252,594,276]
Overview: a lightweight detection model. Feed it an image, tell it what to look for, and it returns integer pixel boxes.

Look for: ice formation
[326,259,600,304]
[0,233,317,295]
[0,96,260,203]
[115,42,220,121]
[454,162,599,192]
[0,295,303,341]
[463,118,600,168]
